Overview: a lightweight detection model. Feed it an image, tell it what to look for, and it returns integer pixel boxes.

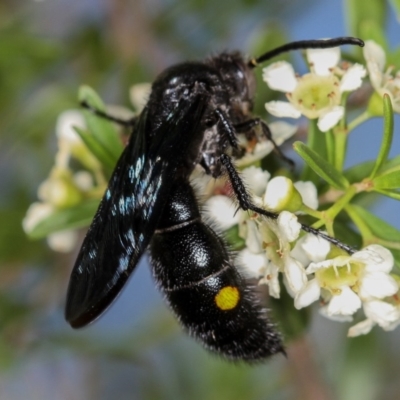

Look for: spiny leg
[220,153,355,254]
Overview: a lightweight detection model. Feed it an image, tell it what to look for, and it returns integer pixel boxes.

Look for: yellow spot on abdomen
[215,286,240,310]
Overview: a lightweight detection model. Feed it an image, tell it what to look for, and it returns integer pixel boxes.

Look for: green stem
[325,129,335,166]
[301,119,318,182]
[325,185,357,220]
[344,204,373,242]
[334,129,348,172]
[300,204,323,219]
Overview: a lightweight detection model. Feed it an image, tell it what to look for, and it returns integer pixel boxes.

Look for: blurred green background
[1,1,399,399]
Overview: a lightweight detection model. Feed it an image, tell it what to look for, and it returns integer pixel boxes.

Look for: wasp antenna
[248,37,364,68]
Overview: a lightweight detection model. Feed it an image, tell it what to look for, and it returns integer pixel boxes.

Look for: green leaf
[224,225,245,251]
[28,199,100,239]
[350,204,400,242]
[369,94,394,179]
[74,127,116,173]
[349,204,400,267]
[372,169,400,190]
[78,85,124,161]
[294,141,350,190]
[373,188,400,200]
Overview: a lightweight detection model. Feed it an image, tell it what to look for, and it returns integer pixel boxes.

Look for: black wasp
[66,37,363,362]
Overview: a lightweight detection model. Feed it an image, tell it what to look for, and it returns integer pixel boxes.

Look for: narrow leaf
[369,94,394,179]
[374,188,400,201]
[294,141,349,190]
[78,85,124,160]
[372,169,400,190]
[28,199,100,239]
[349,204,400,268]
[74,127,117,173]
[350,204,400,241]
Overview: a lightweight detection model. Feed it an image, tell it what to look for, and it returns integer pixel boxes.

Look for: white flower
[296,244,397,322]
[47,230,79,253]
[204,195,240,231]
[22,202,54,234]
[263,45,366,132]
[241,166,270,197]
[259,211,307,296]
[293,181,318,210]
[363,40,400,113]
[55,110,85,168]
[130,83,151,113]
[348,297,400,337]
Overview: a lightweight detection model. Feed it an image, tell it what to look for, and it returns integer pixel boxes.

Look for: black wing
[65,95,208,328]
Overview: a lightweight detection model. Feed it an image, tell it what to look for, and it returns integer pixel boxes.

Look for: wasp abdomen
[150,179,283,361]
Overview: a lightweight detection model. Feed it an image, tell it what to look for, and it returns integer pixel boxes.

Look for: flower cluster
[23,110,101,252]
[205,168,400,336]
[263,44,367,131]
[204,41,400,336]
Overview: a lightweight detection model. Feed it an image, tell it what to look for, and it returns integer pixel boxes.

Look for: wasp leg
[214,108,238,149]
[235,118,294,168]
[220,153,355,254]
[80,100,138,127]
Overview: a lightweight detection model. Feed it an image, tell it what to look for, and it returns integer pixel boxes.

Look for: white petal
[358,271,398,299]
[368,61,384,90]
[263,176,293,211]
[259,264,281,298]
[327,286,361,316]
[382,318,400,331]
[348,319,375,337]
[284,256,307,293]
[245,220,263,253]
[352,244,394,273]
[364,300,400,328]
[236,248,268,278]
[241,166,270,196]
[129,83,151,112]
[319,306,353,322]
[363,40,386,72]
[73,171,93,191]
[235,140,274,167]
[307,256,348,273]
[204,195,239,230]
[295,278,321,309]
[294,181,318,210]
[307,46,340,76]
[340,64,367,92]
[296,233,330,263]
[317,106,344,132]
[262,61,298,92]
[56,110,85,143]
[47,230,78,253]
[269,121,298,143]
[22,202,53,233]
[277,211,301,243]
[265,101,302,118]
